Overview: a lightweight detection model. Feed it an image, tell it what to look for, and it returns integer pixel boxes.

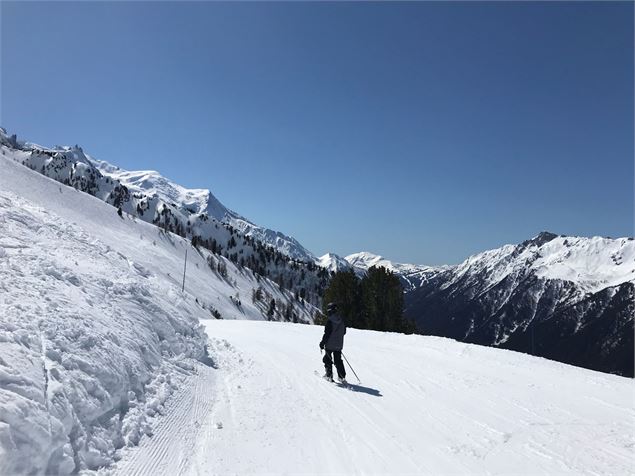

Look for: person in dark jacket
[319,302,347,383]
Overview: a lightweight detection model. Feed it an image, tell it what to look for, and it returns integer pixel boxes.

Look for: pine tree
[267,299,276,320]
[322,270,362,328]
[361,266,404,332]
[322,266,412,333]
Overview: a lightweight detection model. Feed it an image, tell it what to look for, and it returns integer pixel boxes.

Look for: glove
[319,341,324,350]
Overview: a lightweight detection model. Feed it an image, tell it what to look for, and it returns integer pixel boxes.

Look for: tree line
[320,266,417,334]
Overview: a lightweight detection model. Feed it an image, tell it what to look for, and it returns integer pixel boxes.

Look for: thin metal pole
[181,248,188,293]
[341,352,361,384]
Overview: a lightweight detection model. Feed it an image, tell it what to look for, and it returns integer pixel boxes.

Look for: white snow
[448,234,635,296]
[533,235,635,292]
[112,320,634,475]
[0,190,207,474]
[0,155,315,474]
[317,252,351,273]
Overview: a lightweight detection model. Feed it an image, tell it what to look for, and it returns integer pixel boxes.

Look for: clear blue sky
[1,1,633,265]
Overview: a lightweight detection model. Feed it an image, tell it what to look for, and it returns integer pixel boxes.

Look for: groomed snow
[113,320,634,475]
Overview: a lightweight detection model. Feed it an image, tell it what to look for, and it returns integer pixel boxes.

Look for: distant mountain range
[320,251,448,291]
[2,127,632,376]
[322,233,634,377]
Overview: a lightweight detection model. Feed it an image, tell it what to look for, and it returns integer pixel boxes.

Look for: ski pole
[341,352,361,384]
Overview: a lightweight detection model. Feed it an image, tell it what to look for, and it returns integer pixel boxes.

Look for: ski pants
[323,349,346,379]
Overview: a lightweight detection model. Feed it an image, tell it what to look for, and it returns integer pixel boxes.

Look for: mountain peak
[317,253,351,273]
[524,231,560,248]
[345,251,384,266]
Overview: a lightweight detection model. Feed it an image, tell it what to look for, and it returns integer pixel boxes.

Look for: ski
[314,370,352,390]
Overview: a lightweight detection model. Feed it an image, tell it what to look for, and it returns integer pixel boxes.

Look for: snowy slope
[0,156,317,474]
[1,128,328,308]
[113,320,635,475]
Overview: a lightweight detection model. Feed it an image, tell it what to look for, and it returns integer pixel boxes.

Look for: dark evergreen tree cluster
[322,266,417,334]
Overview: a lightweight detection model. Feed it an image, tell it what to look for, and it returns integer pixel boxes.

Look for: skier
[319,302,347,384]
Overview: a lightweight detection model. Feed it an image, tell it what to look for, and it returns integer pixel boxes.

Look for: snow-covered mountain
[0,128,328,308]
[0,129,313,261]
[345,251,448,291]
[0,150,319,474]
[404,232,635,376]
[318,251,447,291]
[322,234,634,376]
[317,252,351,273]
[92,159,314,262]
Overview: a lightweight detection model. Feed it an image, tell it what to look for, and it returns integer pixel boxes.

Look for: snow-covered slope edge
[0,155,317,474]
[0,191,207,474]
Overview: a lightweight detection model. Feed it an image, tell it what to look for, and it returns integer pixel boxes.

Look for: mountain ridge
[1,127,315,262]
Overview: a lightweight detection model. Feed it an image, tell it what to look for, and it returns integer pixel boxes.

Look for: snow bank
[0,145,317,474]
[0,192,209,474]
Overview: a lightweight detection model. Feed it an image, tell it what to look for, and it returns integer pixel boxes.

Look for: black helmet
[327,302,338,314]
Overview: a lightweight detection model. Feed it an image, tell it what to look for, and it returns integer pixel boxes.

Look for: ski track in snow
[112,320,635,475]
[112,363,217,476]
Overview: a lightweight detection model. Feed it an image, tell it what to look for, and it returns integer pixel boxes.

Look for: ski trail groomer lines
[319,302,347,384]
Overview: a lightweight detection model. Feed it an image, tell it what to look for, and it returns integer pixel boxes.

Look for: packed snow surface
[112,320,634,475]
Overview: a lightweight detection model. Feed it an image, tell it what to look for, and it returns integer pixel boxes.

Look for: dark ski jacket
[321,313,346,351]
